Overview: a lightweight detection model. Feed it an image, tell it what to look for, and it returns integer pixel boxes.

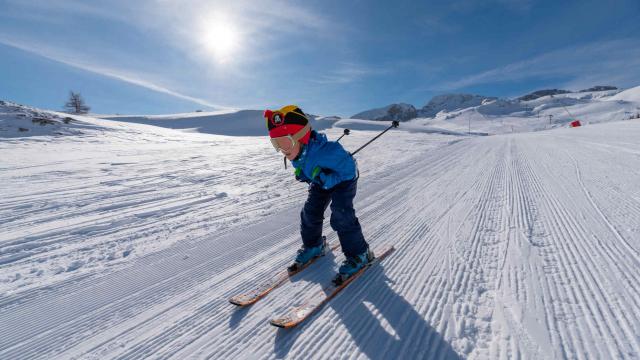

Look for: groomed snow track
[1,121,640,359]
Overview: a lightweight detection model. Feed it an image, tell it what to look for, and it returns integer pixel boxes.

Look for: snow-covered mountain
[351,95,500,121]
[351,103,418,122]
[349,86,640,135]
[99,110,338,136]
[415,86,640,134]
[578,85,618,93]
[419,93,498,117]
[610,85,640,102]
[517,89,572,101]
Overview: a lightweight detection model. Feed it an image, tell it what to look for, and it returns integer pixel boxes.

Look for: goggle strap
[291,123,311,142]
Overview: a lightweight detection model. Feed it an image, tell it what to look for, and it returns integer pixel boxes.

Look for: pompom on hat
[264,105,312,145]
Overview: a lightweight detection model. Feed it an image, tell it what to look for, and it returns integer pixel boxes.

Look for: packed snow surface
[1,103,640,359]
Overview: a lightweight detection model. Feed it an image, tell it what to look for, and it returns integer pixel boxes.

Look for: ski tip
[270,319,295,329]
[229,295,255,307]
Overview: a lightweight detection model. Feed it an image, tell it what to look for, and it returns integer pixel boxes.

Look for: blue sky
[1,0,639,116]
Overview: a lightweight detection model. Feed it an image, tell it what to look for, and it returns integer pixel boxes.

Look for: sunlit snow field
[1,97,640,359]
[0,104,456,296]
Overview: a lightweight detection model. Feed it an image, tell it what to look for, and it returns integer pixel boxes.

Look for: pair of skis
[228,241,395,328]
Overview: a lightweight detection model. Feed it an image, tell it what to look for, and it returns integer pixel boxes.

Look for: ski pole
[336,128,350,142]
[350,121,399,156]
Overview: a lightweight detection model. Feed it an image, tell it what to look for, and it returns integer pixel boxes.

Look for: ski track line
[493,140,552,359]
[513,139,564,358]
[565,150,640,314]
[186,141,474,359]
[116,148,460,354]
[516,134,639,358]
[0,217,302,358]
[182,140,478,359]
[567,150,640,266]
[260,139,496,360]
[517,141,599,358]
[236,139,496,359]
[545,139,640,341]
[0,179,309,301]
[58,218,318,358]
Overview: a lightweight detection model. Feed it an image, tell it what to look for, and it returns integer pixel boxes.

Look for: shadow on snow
[273,264,461,359]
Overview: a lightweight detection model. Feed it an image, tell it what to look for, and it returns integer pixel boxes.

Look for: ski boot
[333,248,375,286]
[287,236,327,273]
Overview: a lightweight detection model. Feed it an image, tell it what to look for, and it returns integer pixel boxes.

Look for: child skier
[264,105,373,283]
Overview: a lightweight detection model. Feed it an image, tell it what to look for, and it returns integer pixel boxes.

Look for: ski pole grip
[337,128,351,142]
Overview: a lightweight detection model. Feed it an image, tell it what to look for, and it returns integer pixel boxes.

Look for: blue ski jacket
[291,131,357,190]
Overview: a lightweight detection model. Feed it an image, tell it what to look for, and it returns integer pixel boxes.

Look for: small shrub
[32,117,56,126]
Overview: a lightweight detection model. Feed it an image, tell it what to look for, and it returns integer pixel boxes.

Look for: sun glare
[201,18,240,63]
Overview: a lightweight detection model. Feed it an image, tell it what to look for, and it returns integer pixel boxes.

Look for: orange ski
[270,245,395,328]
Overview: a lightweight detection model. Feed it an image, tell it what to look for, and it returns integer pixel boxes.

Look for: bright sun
[201,19,240,63]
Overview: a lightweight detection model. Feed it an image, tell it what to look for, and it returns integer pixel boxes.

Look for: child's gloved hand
[295,167,310,183]
[316,171,328,186]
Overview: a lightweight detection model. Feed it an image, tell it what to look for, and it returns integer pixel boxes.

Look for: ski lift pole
[336,128,350,142]
[350,121,399,156]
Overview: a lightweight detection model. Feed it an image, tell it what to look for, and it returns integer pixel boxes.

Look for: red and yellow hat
[264,105,312,144]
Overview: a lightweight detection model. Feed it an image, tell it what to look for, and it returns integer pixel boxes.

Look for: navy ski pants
[300,179,368,257]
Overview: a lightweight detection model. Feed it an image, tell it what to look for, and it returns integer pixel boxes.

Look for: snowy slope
[0,100,110,138]
[609,85,640,102]
[349,87,640,135]
[2,103,640,359]
[0,104,456,297]
[413,89,640,135]
[420,94,497,117]
[100,110,339,136]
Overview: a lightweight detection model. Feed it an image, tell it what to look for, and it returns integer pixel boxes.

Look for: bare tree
[64,91,90,114]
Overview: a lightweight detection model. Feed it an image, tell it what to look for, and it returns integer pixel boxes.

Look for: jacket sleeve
[314,142,356,189]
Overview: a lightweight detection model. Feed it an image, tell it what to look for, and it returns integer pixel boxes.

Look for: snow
[410,89,640,135]
[2,101,640,359]
[0,101,108,138]
[334,118,467,136]
[351,103,416,120]
[420,94,497,117]
[346,88,640,136]
[0,102,455,298]
[609,85,640,102]
[99,110,338,136]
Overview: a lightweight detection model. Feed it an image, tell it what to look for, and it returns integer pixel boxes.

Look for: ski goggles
[268,123,311,152]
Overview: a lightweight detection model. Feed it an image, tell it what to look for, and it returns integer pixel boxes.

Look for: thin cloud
[437,39,640,91]
[0,1,350,110]
[147,0,342,69]
[311,62,388,85]
[2,0,132,24]
[0,36,232,110]
[448,0,533,13]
